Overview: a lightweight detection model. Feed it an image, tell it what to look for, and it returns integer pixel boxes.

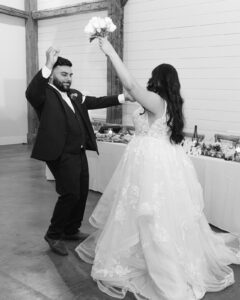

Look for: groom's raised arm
[25,69,49,109]
[26,47,59,109]
[83,94,125,110]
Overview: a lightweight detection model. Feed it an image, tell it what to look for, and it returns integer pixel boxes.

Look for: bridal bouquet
[84,16,117,42]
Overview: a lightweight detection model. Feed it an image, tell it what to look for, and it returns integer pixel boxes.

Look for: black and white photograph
[0,0,240,299]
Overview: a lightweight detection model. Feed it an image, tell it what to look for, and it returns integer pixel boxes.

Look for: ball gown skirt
[76,108,240,300]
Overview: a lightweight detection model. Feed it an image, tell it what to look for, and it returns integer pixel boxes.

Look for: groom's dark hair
[53,56,72,69]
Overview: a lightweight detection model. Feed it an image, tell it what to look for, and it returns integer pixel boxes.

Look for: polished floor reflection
[0,144,239,300]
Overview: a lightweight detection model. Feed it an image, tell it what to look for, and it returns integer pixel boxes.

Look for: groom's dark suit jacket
[26,70,120,161]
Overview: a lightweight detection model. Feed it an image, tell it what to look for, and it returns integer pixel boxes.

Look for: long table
[46,141,240,234]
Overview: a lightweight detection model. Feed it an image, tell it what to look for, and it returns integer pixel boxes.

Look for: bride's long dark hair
[147,63,184,144]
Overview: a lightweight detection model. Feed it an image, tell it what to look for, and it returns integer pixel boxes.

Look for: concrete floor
[0,144,239,300]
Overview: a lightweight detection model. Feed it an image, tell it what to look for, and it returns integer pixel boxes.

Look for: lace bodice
[132,105,169,139]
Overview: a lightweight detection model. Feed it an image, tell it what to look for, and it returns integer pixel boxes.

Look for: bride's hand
[98,37,115,56]
[124,90,136,102]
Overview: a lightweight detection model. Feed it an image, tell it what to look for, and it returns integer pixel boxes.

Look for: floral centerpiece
[95,125,134,144]
[181,138,239,162]
[95,131,133,144]
[181,139,202,156]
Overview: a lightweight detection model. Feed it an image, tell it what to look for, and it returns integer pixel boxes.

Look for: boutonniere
[70,93,78,100]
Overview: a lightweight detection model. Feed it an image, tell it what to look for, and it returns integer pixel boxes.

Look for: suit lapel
[48,86,92,133]
[48,85,77,117]
[68,91,96,140]
[49,87,97,152]
[48,85,67,109]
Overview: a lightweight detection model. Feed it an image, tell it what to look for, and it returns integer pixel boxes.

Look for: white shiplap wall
[38,10,108,120]
[0,0,24,10]
[0,14,27,145]
[37,0,97,10]
[123,0,240,138]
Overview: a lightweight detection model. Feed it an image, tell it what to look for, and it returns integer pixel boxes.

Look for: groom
[26,47,125,256]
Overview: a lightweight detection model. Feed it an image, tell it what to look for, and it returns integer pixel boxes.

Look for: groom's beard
[53,78,71,92]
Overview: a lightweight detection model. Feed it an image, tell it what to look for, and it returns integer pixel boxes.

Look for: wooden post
[106,0,124,124]
[25,0,39,144]
[121,0,129,7]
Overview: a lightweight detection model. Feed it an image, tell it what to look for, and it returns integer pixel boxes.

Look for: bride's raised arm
[98,37,164,115]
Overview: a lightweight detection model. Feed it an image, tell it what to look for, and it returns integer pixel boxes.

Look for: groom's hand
[46,47,60,70]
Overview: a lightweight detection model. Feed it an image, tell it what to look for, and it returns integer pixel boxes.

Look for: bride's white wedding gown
[76,105,240,300]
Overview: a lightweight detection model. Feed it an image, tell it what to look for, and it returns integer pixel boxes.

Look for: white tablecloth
[46,142,240,234]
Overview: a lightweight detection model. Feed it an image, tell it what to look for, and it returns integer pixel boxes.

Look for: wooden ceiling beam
[32,1,108,20]
[0,4,29,19]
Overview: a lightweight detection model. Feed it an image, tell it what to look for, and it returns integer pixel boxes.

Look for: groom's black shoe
[44,235,68,256]
[62,231,89,241]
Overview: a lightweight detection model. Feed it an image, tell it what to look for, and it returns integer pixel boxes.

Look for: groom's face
[51,65,73,92]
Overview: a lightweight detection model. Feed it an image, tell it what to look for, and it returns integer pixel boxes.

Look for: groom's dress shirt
[41,66,125,109]
[49,83,75,113]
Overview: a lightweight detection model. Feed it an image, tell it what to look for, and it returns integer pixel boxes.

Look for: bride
[76,37,240,300]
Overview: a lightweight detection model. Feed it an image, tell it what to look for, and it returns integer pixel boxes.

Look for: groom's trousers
[46,149,89,239]
[45,95,90,240]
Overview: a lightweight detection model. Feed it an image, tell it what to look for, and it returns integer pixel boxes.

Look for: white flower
[84,22,96,35]
[99,18,106,29]
[90,17,105,31]
[91,17,101,29]
[109,23,117,32]
[104,17,112,23]
[105,17,117,32]
[104,17,113,27]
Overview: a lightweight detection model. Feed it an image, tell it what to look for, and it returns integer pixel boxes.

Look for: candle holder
[234,140,240,162]
[107,128,113,137]
[235,140,240,153]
